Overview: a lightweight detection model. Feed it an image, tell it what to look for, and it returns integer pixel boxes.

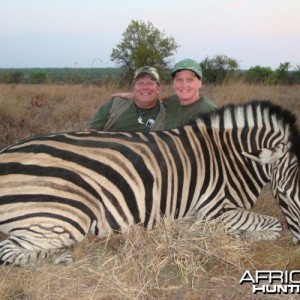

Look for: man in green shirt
[87,66,166,131]
[164,58,216,129]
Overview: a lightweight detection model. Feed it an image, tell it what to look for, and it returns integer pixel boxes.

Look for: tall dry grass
[0,83,120,147]
[0,82,299,299]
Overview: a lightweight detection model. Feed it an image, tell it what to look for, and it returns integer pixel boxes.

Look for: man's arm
[86,100,113,131]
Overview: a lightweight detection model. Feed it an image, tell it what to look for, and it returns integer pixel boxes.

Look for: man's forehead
[135,74,157,83]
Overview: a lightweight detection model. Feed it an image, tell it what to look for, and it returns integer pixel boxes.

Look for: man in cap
[87,66,166,131]
[164,58,216,129]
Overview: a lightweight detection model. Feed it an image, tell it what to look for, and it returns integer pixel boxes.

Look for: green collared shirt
[88,97,166,131]
[164,94,217,129]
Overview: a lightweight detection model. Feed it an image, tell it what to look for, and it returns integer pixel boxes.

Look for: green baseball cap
[171,59,202,79]
[133,66,160,85]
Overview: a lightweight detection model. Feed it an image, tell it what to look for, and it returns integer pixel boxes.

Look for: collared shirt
[88,97,164,131]
[164,94,217,129]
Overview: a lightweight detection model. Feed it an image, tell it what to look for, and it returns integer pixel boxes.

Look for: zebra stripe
[0,100,299,266]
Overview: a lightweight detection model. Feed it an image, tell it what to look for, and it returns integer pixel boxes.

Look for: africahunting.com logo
[240,270,300,294]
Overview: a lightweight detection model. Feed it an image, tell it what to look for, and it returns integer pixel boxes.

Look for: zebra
[0,100,299,267]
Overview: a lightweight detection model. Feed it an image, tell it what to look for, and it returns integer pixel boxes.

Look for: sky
[1,0,300,70]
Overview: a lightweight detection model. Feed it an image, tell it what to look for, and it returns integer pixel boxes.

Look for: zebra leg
[217,208,282,241]
[0,238,73,267]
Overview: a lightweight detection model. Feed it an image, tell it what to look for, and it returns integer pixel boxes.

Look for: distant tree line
[0,68,122,85]
[1,59,299,86]
[1,19,299,86]
[200,56,300,85]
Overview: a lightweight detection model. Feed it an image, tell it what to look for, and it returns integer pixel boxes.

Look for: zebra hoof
[233,229,281,242]
[53,251,73,265]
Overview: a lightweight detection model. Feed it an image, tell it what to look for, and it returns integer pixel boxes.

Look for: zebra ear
[242,144,285,165]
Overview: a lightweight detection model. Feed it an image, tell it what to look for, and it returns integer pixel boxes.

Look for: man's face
[133,75,161,108]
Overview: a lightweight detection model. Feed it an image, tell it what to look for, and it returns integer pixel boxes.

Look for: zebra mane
[194,100,300,163]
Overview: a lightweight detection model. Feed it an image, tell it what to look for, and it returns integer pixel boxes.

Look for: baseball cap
[171,59,202,79]
[133,66,160,85]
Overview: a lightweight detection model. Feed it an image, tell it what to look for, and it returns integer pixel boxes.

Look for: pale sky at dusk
[1,0,299,70]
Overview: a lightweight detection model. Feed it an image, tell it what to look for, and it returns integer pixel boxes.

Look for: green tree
[200,55,239,83]
[111,20,179,85]
[1,71,24,84]
[274,62,291,84]
[294,65,300,84]
[246,66,274,84]
[29,71,47,84]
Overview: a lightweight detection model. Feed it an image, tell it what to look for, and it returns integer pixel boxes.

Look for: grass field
[0,83,299,299]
